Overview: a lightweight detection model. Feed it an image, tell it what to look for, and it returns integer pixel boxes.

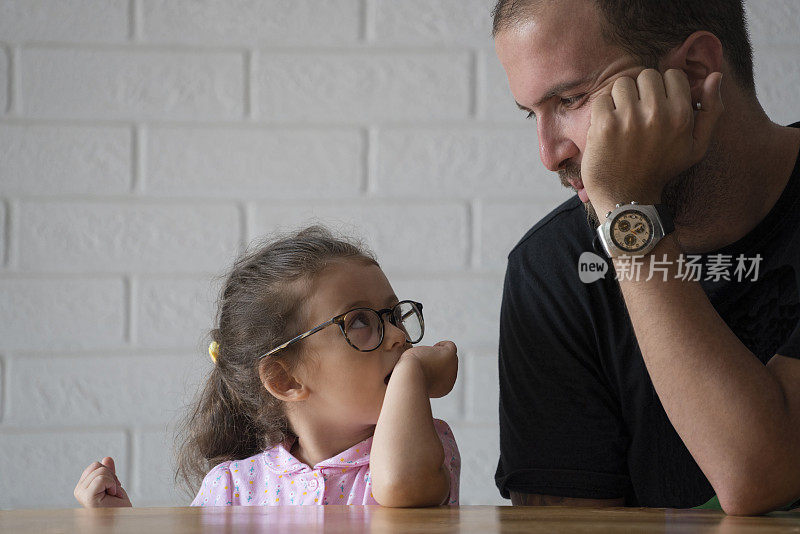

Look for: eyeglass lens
[342,302,423,351]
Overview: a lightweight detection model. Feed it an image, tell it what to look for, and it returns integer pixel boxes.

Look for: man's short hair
[491,0,755,94]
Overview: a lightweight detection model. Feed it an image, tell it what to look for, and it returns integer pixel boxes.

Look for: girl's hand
[401,340,458,398]
[74,456,132,508]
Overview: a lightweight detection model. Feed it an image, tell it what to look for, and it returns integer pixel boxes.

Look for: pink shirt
[191,419,460,506]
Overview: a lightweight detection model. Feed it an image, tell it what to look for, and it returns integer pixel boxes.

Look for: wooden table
[2,505,800,533]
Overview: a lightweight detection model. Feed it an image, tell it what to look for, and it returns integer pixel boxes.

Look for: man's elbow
[716,473,800,516]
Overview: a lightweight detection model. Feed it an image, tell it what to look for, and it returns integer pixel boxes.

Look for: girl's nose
[382,315,408,350]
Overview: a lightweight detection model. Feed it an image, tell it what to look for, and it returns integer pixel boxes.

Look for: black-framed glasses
[259,300,424,359]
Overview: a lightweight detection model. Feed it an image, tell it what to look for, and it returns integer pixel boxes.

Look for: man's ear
[661,31,724,100]
[258,359,309,402]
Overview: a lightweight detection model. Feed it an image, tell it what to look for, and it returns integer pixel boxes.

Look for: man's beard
[558,141,726,230]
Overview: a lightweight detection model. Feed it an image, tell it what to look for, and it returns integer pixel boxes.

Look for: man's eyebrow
[515,76,594,111]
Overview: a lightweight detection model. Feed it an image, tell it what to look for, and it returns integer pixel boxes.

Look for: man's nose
[537,121,579,172]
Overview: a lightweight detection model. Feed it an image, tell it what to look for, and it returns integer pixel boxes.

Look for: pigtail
[174,338,260,496]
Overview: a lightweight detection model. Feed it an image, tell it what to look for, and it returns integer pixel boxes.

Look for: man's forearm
[614,233,800,513]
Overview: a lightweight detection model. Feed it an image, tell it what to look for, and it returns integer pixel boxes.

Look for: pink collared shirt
[191,419,460,506]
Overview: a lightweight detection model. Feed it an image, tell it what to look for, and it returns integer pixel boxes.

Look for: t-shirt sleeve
[494,246,630,501]
[190,462,234,506]
[776,319,800,359]
[433,418,460,505]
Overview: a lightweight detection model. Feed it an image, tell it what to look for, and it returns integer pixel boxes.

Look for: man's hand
[581,68,724,216]
[74,456,132,508]
[400,341,458,398]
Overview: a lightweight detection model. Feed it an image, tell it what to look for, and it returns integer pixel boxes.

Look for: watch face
[610,210,653,253]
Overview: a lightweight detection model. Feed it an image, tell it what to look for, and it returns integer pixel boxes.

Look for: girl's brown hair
[174,225,376,496]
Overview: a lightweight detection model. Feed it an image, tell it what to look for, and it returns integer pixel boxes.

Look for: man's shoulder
[508,195,595,265]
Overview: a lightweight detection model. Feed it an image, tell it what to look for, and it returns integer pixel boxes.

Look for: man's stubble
[558,140,728,231]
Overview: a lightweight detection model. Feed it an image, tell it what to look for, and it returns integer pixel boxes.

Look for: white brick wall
[0,0,797,510]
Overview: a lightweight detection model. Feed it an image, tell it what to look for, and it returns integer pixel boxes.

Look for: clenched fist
[401,340,459,398]
[74,456,132,508]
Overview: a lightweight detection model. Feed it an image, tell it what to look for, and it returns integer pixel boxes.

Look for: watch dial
[610,210,653,253]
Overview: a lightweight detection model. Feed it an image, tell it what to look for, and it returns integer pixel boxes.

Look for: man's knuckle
[639,68,659,81]
[671,110,691,130]
[642,108,660,126]
[598,117,619,135]
[612,77,629,91]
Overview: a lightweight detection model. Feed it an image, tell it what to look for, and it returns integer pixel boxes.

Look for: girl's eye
[347,313,370,330]
[525,110,536,121]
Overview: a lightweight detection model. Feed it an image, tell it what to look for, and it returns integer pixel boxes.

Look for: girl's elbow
[371,470,449,508]
[372,488,432,508]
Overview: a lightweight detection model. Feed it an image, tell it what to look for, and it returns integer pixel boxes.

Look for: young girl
[74,226,460,508]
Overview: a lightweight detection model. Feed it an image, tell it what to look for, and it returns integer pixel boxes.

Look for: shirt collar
[262,434,373,474]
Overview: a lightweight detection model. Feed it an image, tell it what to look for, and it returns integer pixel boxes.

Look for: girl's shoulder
[432,419,460,467]
[201,448,273,483]
[432,418,453,434]
[432,418,458,447]
[431,419,461,506]
[192,450,276,507]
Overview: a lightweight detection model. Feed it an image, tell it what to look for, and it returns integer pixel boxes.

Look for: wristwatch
[594,202,674,258]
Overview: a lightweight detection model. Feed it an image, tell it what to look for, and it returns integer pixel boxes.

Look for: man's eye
[525,110,536,120]
[560,95,584,108]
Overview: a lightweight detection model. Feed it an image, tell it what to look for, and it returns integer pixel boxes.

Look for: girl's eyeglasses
[259,300,424,358]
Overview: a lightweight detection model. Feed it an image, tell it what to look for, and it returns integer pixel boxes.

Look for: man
[492,0,800,514]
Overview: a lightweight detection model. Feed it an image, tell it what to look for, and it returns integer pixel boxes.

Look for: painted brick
[7,354,208,427]
[482,49,528,123]
[389,275,504,346]
[0,124,131,196]
[448,422,506,505]
[136,277,219,349]
[146,127,363,198]
[141,0,361,46]
[21,48,244,120]
[375,127,558,198]
[0,278,125,351]
[17,202,240,273]
[374,0,493,45]
[0,0,128,43]
[0,354,5,421]
[430,355,464,422]
[0,201,5,267]
[249,202,469,272]
[479,198,572,272]
[0,430,128,509]
[131,428,186,506]
[746,0,800,45]
[0,46,7,115]
[754,48,800,128]
[464,351,499,422]
[257,52,471,122]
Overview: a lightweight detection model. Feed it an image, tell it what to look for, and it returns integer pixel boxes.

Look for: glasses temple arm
[258,318,335,359]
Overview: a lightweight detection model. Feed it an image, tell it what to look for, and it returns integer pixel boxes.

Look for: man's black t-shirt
[495,122,800,507]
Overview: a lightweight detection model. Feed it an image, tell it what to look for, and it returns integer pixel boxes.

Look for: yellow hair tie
[209,341,220,364]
